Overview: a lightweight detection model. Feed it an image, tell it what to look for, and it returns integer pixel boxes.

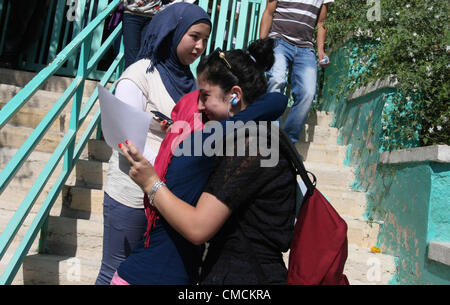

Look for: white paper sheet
[98,84,151,156]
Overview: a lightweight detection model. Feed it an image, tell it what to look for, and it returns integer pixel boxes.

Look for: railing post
[88,0,108,77]
[116,35,125,79]
[65,34,93,169]
[0,0,11,55]
[37,217,49,254]
[38,33,93,253]
[47,0,67,64]
[235,0,250,49]
[96,33,124,140]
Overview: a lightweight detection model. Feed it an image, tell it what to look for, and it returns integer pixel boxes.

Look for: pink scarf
[143,90,204,247]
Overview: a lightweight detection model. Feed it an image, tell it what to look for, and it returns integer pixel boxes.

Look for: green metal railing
[0,0,124,284]
[0,0,113,80]
[194,0,266,71]
[0,0,266,284]
[0,0,266,80]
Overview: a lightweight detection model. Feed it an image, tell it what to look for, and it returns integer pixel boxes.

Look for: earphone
[230,93,238,106]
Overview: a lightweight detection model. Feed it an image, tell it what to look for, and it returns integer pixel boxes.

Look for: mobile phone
[150,110,173,126]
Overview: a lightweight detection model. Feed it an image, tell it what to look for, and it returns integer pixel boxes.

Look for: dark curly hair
[196,38,275,105]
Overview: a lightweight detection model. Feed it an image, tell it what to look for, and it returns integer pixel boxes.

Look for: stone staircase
[0,68,107,284]
[0,67,396,285]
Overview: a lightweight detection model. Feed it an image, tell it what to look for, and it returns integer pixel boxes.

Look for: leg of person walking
[95,193,147,285]
[122,13,152,69]
[283,47,317,143]
[266,38,293,125]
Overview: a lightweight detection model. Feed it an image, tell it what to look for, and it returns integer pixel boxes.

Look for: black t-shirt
[201,127,297,284]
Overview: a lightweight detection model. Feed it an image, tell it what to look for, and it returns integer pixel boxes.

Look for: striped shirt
[269,0,334,48]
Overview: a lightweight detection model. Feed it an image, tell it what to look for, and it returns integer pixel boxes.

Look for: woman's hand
[119,140,160,194]
[153,117,172,133]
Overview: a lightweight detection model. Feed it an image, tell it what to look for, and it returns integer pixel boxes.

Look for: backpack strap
[278,128,316,197]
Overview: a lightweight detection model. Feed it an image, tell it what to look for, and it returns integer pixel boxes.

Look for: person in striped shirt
[260,0,334,143]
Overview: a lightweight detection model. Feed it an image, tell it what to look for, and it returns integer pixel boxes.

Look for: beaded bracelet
[148,179,166,207]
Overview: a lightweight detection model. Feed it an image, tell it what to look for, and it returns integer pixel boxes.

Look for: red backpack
[237,128,349,285]
[279,130,349,285]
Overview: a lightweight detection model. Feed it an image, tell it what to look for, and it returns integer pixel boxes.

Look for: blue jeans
[267,38,317,143]
[95,193,147,285]
[123,13,152,69]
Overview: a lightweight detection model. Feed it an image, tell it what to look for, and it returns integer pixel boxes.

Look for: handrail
[0,0,123,284]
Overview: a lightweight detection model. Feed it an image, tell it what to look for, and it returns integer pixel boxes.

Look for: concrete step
[0,175,105,218]
[3,252,100,285]
[0,161,97,195]
[2,104,69,133]
[319,186,367,218]
[0,67,100,97]
[0,141,105,178]
[283,108,334,129]
[292,184,376,248]
[428,241,450,266]
[0,147,107,224]
[0,205,102,285]
[0,167,106,222]
[0,84,64,110]
[0,146,54,178]
[342,215,380,249]
[299,161,366,217]
[0,196,102,285]
[305,110,334,128]
[299,124,339,145]
[295,179,377,248]
[61,184,105,215]
[0,181,104,224]
[0,84,93,134]
[87,139,112,163]
[0,124,65,153]
[0,145,94,191]
[282,242,396,285]
[0,114,99,153]
[1,99,99,134]
[20,253,100,285]
[74,158,109,188]
[296,142,347,166]
[280,109,335,143]
[0,238,39,285]
[45,215,103,262]
[0,208,103,262]
[344,243,396,285]
[303,161,355,189]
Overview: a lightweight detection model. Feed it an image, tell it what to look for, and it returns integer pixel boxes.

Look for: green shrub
[325,0,449,148]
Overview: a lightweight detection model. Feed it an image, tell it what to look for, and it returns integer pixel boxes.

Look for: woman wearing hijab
[95,3,211,285]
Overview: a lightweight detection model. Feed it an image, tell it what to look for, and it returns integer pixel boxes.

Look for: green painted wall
[320,41,450,285]
[428,163,450,242]
[367,162,450,284]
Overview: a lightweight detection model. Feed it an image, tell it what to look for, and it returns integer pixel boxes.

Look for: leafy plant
[324,0,449,148]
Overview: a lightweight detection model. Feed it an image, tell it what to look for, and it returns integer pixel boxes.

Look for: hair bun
[247,37,275,71]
